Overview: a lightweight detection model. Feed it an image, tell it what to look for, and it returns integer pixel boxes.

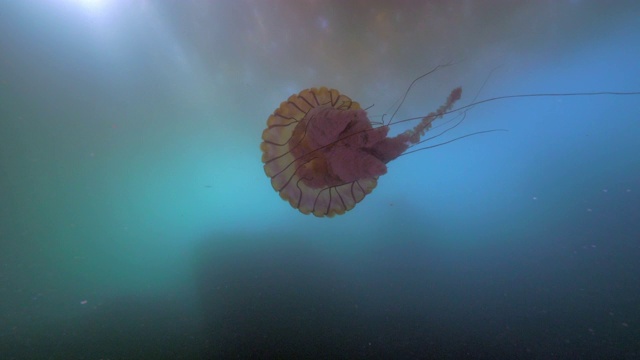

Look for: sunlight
[67,0,109,12]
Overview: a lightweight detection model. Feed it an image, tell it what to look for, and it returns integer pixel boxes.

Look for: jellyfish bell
[261,78,640,218]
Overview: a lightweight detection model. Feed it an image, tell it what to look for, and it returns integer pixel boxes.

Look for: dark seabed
[1,1,639,359]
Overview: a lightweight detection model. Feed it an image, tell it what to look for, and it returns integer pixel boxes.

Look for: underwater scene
[1,1,639,359]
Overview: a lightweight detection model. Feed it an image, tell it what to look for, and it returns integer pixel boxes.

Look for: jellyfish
[261,78,640,217]
[261,85,462,217]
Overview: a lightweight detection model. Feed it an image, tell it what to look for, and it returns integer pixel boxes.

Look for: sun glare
[71,0,107,11]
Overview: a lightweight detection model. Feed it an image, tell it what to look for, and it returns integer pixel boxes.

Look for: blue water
[1,1,639,359]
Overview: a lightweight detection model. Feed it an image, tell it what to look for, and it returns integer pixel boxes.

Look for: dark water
[1,1,639,359]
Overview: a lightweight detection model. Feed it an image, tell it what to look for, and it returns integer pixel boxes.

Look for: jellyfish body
[261,86,462,217]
